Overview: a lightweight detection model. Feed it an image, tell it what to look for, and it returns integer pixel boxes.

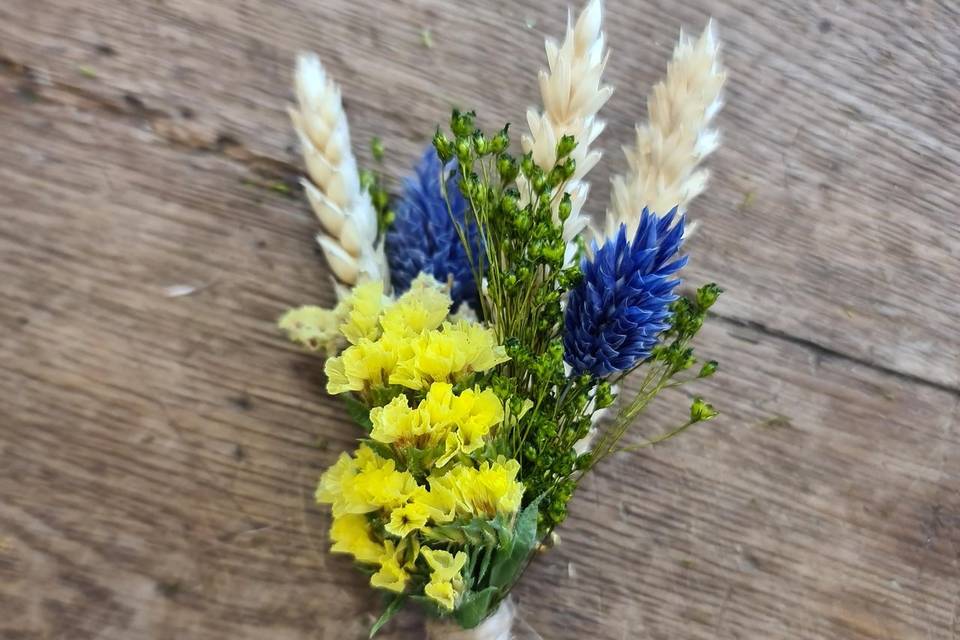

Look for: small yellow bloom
[477,457,524,516]
[435,431,461,468]
[443,321,510,373]
[370,541,408,593]
[380,274,452,338]
[385,501,431,538]
[278,304,345,353]
[420,548,467,582]
[424,579,457,610]
[419,382,458,428]
[316,446,418,517]
[329,513,382,565]
[411,483,457,524]
[325,337,400,395]
[390,322,509,390]
[349,458,419,513]
[451,388,503,455]
[369,394,418,445]
[340,281,388,345]
[315,451,357,505]
[430,457,524,518]
[421,547,467,610]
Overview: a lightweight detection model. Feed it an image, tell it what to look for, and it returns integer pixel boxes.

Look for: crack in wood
[713,313,960,398]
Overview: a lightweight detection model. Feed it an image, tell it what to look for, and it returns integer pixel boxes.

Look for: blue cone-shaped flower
[385,147,481,311]
[564,208,688,377]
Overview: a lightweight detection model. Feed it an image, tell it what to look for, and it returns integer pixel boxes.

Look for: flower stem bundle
[277,1,728,635]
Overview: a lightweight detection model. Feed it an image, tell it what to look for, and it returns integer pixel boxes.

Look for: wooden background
[1,0,958,638]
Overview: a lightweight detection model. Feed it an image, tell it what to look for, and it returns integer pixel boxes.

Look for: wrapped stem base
[425,597,516,640]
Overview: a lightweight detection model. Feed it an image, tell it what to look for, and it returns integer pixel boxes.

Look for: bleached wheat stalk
[290,53,387,291]
[606,22,725,236]
[522,0,613,245]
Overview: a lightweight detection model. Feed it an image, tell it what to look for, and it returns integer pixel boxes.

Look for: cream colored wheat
[522,0,613,246]
[290,54,387,292]
[607,22,726,236]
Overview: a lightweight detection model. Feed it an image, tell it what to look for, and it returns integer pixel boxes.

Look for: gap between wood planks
[3,53,956,402]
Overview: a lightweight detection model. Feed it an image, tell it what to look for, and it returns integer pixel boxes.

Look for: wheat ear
[522,0,613,244]
[289,53,387,291]
[607,21,726,236]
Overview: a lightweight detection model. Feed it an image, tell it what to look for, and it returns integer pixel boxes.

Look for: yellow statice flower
[385,501,431,538]
[316,445,419,517]
[421,548,467,610]
[324,335,402,395]
[369,394,425,446]
[390,322,509,390]
[369,383,504,467]
[380,274,452,338]
[450,387,504,455]
[370,540,408,593]
[411,483,457,524]
[329,513,383,564]
[278,303,345,353]
[348,458,419,513]
[315,450,359,505]
[339,280,389,345]
[430,457,524,519]
[472,457,525,516]
[443,320,511,373]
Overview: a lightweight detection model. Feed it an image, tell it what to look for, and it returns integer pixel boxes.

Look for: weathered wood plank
[1,0,957,388]
[0,79,957,639]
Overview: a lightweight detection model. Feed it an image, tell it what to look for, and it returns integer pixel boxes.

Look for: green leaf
[369,594,406,638]
[453,587,499,629]
[488,496,542,590]
[424,518,500,546]
[344,395,373,430]
[361,439,395,461]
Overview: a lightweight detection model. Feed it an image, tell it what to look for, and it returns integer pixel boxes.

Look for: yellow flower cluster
[317,442,524,606]
[309,276,524,613]
[370,382,504,467]
[321,276,509,396]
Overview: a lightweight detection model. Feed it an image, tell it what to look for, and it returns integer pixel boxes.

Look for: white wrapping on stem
[425,597,516,640]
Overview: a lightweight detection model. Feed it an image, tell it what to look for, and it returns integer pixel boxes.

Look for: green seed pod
[696,283,723,310]
[556,134,577,159]
[433,131,453,162]
[498,155,519,183]
[472,131,488,155]
[451,109,475,138]
[690,397,719,422]
[558,193,573,222]
[520,153,535,179]
[698,360,719,378]
[371,136,385,162]
[455,138,472,164]
[490,125,510,154]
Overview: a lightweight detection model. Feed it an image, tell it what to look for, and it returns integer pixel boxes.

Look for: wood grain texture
[0,0,957,639]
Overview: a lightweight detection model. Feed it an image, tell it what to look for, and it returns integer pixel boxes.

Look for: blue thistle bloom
[564,208,688,377]
[385,147,481,310]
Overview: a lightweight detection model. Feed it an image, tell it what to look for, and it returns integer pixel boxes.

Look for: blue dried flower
[385,147,480,310]
[564,208,687,377]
